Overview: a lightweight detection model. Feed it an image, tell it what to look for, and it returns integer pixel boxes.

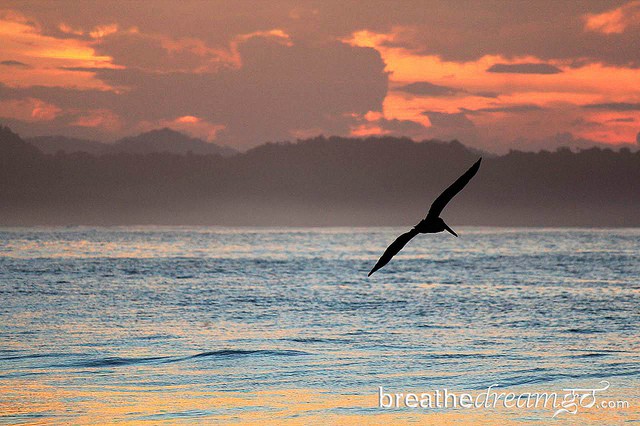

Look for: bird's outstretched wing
[427,158,481,219]
[368,228,419,276]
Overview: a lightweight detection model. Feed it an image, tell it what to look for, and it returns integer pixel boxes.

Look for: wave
[285,337,352,344]
[187,349,310,359]
[57,355,172,368]
[480,368,640,389]
[39,348,311,369]
[0,352,67,361]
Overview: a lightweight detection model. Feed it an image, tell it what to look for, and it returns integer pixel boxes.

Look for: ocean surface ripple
[1,227,639,423]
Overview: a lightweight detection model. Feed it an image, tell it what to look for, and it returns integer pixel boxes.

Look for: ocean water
[0,227,639,424]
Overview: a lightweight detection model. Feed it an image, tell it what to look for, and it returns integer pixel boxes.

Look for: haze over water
[1,227,639,424]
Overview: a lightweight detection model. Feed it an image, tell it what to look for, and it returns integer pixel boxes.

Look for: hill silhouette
[26,135,108,155]
[111,128,237,156]
[0,126,41,159]
[25,128,237,157]
[1,125,639,226]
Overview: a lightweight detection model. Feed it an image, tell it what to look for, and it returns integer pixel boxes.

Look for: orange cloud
[350,123,389,137]
[575,110,640,143]
[71,109,121,130]
[0,98,61,122]
[138,116,226,141]
[584,1,640,34]
[100,26,293,73]
[58,22,120,39]
[237,29,292,46]
[175,115,200,124]
[89,24,119,39]
[289,127,324,139]
[364,111,384,121]
[343,29,396,50]
[344,28,640,147]
[58,23,84,36]
[224,28,293,68]
[0,10,118,89]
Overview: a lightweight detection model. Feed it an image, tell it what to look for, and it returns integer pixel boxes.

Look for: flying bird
[368,158,482,276]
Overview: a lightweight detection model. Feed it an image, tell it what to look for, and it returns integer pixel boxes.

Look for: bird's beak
[444,223,458,237]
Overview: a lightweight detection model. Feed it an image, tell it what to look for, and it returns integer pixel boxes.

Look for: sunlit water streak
[0,227,639,424]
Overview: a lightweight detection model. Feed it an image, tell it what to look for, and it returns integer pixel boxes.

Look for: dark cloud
[0,113,116,142]
[395,81,460,96]
[1,60,31,68]
[582,102,640,111]
[571,118,602,128]
[395,81,499,99]
[94,31,211,72]
[462,104,544,114]
[2,0,637,151]
[363,1,640,67]
[637,132,640,144]
[1,37,388,148]
[377,118,429,139]
[6,0,640,68]
[473,91,500,99]
[58,66,120,72]
[606,117,635,123]
[423,111,472,126]
[0,82,120,112]
[486,63,562,74]
[421,111,479,143]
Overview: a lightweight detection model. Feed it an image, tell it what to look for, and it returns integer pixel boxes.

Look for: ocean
[1,227,638,424]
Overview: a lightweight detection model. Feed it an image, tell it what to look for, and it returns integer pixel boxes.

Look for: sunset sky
[1,0,640,152]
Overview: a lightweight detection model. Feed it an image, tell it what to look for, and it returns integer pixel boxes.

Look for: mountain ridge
[25,127,237,157]
[2,125,639,227]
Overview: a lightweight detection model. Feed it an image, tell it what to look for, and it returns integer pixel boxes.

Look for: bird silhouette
[368,158,482,276]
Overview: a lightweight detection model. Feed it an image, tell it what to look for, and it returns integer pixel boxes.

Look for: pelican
[368,158,482,276]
